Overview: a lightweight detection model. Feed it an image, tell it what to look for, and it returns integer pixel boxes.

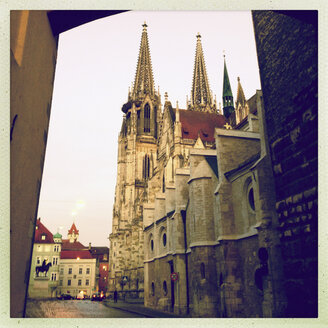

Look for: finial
[197,33,201,39]
[164,92,168,102]
[237,76,240,82]
[143,21,148,30]
[223,50,226,58]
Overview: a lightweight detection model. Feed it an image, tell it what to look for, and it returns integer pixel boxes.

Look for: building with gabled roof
[28,219,61,299]
[58,222,97,298]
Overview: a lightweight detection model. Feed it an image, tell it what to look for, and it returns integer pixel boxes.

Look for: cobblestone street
[25,299,147,318]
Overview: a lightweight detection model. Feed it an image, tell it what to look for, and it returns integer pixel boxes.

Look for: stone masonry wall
[252,11,318,317]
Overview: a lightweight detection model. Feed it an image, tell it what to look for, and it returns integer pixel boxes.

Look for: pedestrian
[114,290,118,303]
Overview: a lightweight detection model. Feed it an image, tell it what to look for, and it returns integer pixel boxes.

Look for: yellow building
[28,219,61,298]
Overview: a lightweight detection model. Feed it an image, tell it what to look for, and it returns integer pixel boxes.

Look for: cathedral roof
[224,152,261,180]
[132,22,155,99]
[60,250,93,260]
[174,108,227,142]
[68,222,79,235]
[34,219,54,244]
[190,34,215,112]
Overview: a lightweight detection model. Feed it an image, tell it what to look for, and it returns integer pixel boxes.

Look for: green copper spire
[222,56,234,118]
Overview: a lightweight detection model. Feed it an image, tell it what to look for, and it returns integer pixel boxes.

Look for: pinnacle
[190,33,214,112]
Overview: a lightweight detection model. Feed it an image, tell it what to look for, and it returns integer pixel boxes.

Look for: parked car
[91,292,105,301]
[57,293,73,300]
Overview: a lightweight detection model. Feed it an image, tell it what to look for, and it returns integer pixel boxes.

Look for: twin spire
[190,33,215,112]
[132,22,155,99]
[131,23,243,118]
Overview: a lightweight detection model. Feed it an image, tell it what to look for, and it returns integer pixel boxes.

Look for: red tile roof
[34,219,54,244]
[61,239,86,250]
[178,109,227,142]
[68,222,79,234]
[60,250,93,260]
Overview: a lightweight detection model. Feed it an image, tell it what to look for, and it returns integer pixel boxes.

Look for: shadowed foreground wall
[10,10,58,317]
[10,9,125,318]
[252,10,318,317]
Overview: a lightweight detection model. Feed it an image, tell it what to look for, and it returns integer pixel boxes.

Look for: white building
[57,223,97,298]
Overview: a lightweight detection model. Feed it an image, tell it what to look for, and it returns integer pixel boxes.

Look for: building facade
[109,16,317,317]
[89,245,109,295]
[252,11,318,317]
[28,219,61,298]
[108,22,161,297]
[58,223,97,298]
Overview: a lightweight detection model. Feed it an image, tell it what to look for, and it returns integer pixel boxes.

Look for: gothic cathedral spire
[236,76,246,108]
[222,55,234,118]
[132,22,155,99]
[190,34,215,112]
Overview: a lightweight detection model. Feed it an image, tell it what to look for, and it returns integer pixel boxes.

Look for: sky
[37,11,261,247]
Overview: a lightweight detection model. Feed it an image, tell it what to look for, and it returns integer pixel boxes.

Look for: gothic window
[244,177,257,229]
[151,282,155,296]
[144,103,150,132]
[143,154,150,180]
[163,281,168,295]
[248,187,255,211]
[163,233,167,247]
[162,173,165,193]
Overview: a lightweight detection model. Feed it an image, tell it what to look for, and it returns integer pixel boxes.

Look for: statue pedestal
[29,277,50,298]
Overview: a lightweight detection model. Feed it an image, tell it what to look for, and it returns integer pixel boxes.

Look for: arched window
[244,177,257,229]
[151,282,155,296]
[248,187,255,211]
[162,173,165,193]
[162,233,167,247]
[144,103,150,132]
[143,154,150,180]
[163,281,168,295]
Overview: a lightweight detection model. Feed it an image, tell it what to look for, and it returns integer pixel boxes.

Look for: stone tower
[109,22,161,297]
[67,222,79,243]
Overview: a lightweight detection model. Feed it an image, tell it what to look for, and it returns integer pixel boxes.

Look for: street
[25,299,147,318]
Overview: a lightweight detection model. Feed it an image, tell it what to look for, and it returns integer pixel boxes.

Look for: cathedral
[108,23,286,317]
